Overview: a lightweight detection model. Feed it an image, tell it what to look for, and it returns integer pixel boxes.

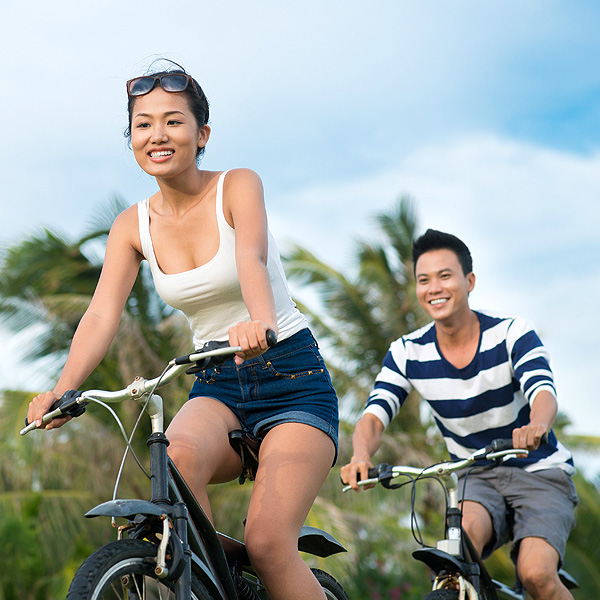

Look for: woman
[27,61,339,600]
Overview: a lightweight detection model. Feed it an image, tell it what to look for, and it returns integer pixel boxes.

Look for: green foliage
[2,195,600,598]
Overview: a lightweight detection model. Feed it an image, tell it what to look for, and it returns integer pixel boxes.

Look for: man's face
[415,249,475,323]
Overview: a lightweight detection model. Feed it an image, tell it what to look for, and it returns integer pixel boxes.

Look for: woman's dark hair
[124,60,210,160]
[412,229,473,275]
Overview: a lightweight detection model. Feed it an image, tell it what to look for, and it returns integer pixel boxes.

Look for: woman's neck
[154,168,209,216]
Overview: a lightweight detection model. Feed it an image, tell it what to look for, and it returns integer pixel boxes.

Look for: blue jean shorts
[188,328,339,462]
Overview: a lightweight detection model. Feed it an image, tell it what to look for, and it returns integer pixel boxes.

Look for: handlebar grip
[355,463,390,482]
[490,432,550,453]
[490,438,514,452]
[266,329,277,347]
[23,390,85,428]
[175,330,278,366]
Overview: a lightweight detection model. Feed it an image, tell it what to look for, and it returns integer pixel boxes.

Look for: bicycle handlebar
[21,331,278,436]
[343,434,549,493]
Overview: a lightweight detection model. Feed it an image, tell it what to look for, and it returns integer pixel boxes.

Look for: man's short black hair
[412,229,473,275]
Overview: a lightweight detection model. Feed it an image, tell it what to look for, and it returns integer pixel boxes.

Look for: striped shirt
[364,311,574,473]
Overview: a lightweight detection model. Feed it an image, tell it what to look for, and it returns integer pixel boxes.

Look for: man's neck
[435,309,480,368]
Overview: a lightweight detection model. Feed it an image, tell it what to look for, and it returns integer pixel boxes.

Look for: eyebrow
[133,110,186,119]
[416,267,455,278]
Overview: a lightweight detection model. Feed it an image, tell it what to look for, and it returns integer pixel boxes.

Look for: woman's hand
[341,457,376,492]
[27,391,72,430]
[229,320,277,365]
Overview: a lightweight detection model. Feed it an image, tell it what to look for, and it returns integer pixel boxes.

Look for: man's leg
[460,500,494,556]
[517,537,573,600]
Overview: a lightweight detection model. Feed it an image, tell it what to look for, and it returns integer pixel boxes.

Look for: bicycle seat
[228,430,262,484]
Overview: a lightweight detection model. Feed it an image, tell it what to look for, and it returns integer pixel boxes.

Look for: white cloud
[2,0,600,449]
[268,134,600,436]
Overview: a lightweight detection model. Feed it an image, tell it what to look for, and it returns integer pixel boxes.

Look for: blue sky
[2,2,600,449]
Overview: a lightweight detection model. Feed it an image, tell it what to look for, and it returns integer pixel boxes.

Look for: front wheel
[312,568,349,600]
[67,539,212,600]
[422,591,459,600]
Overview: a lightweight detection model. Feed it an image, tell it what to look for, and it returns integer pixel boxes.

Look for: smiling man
[341,229,577,600]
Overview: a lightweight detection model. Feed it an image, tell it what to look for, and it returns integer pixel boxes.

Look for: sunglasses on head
[126,73,196,97]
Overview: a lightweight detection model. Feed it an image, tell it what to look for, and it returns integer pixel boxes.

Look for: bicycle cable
[86,397,150,479]
[409,473,447,548]
[110,362,171,504]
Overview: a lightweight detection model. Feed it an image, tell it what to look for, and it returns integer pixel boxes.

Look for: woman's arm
[28,207,143,428]
[223,168,278,364]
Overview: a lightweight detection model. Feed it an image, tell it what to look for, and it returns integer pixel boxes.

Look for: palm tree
[0,196,193,421]
[283,196,600,597]
[284,196,427,428]
[283,196,447,597]
[0,198,194,597]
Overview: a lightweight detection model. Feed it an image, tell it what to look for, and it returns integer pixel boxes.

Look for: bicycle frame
[344,443,578,600]
[23,344,346,600]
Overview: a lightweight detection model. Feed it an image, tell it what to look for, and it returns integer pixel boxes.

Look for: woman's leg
[166,396,243,521]
[244,422,336,600]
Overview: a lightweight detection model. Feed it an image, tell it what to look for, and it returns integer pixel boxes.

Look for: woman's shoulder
[222,168,263,190]
[112,202,139,229]
[221,169,265,222]
[107,202,143,248]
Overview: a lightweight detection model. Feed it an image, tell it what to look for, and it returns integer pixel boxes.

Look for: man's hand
[512,423,548,452]
[513,390,556,453]
[342,413,386,491]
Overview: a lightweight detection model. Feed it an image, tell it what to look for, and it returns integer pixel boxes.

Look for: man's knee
[519,564,566,598]
[517,537,571,599]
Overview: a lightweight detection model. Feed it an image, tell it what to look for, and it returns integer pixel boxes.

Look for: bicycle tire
[422,591,459,600]
[66,538,213,600]
[312,568,349,600]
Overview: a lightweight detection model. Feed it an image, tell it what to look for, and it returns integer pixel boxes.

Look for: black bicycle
[343,439,578,600]
[22,336,348,600]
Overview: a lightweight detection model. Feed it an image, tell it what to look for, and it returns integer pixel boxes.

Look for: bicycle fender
[85,499,167,520]
[558,568,579,590]
[298,525,347,557]
[412,547,468,576]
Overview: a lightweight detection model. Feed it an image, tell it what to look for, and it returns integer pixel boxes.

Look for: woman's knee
[244,522,297,570]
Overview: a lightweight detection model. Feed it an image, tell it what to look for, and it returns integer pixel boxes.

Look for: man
[341,229,577,600]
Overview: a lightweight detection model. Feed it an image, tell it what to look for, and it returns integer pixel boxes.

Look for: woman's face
[130,87,210,179]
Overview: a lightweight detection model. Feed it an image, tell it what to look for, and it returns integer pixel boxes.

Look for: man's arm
[512,389,558,451]
[340,413,385,492]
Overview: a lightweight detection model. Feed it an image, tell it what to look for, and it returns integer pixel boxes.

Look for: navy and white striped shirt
[364,311,574,473]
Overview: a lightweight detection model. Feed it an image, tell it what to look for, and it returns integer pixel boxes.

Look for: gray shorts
[457,466,578,565]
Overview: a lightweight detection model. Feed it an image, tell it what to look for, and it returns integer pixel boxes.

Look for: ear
[198,125,211,149]
[467,272,476,293]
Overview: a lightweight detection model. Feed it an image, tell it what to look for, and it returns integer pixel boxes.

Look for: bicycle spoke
[108,580,125,599]
[134,575,143,599]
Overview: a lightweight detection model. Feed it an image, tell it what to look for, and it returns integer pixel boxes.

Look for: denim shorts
[188,328,339,462]
[458,466,578,565]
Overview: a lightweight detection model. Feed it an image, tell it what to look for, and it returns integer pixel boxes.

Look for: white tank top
[137,171,308,348]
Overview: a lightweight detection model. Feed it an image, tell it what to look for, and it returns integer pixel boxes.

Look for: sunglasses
[126,73,196,97]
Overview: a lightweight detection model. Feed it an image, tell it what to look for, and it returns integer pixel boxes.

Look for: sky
[1,2,599,454]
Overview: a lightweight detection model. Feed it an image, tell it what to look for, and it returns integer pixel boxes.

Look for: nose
[427,277,443,294]
[151,124,168,143]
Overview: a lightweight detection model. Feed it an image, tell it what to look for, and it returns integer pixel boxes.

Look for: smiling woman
[26,59,340,600]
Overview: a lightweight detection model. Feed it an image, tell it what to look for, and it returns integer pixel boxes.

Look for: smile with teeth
[149,150,174,158]
[430,298,448,305]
